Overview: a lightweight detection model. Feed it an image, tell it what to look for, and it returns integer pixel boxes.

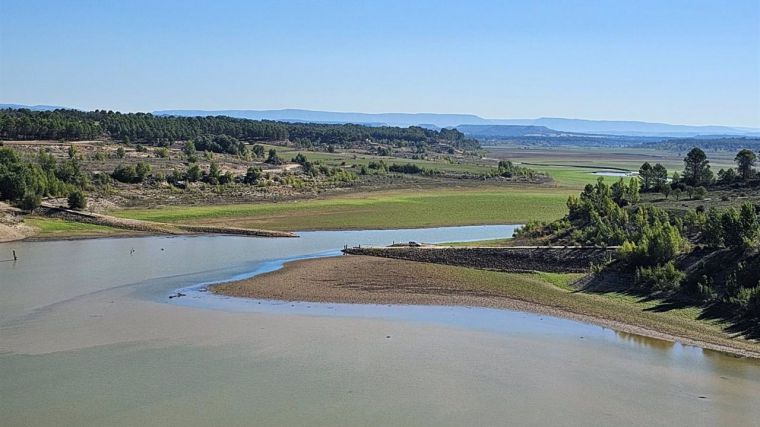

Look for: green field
[114,187,574,231]
[25,218,133,238]
[485,145,739,189]
[439,237,516,247]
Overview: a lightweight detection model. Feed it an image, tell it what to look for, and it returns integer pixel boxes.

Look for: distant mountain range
[0,103,66,111]
[154,109,760,138]
[3,104,757,138]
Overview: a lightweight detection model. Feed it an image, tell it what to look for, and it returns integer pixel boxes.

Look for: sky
[1,0,759,127]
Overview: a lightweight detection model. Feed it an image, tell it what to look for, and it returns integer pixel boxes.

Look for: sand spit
[214,255,760,359]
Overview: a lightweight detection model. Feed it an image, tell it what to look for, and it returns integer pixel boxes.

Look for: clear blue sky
[1,0,759,127]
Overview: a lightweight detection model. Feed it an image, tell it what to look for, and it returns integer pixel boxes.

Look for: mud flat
[214,255,760,358]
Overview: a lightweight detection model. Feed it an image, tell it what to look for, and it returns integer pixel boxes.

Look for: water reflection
[614,330,676,352]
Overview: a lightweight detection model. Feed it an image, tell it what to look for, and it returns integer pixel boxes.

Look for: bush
[186,164,202,182]
[694,275,717,301]
[243,167,262,184]
[20,192,41,211]
[112,162,151,183]
[265,148,283,165]
[693,186,707,200]
[736,286,760,319]
[635,262,684,293]
[194,135,245,155]
[67,190,87,210]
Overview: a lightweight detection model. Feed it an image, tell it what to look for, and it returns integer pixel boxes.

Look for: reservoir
[1,225,758,426]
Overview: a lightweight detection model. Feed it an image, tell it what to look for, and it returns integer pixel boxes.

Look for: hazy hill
[0,103,67,111]
[154,109,489,129]
[3,104,756,137]
[155,108,758,137]
[492,117,760,137]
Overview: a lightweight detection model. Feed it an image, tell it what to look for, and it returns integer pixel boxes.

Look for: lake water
[591,170,636,177]
[1,225,759,426]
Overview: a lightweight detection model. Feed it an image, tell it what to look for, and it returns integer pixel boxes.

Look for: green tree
[683,147,713,186]
[207,162,221,184]
[186,164,202,182]
[638,162,653,191]
[112,164,137,183]
[155,147,169,158]
[265,148,282,165]
[721,207,744,249]
[717,168,737,184]
[243,166,262,184]
[738,202,759,247]
[20,192,42,211]
[734,149,757,180]
[135,162,151,181]
[116,147,126,159]
[693,186,707,200]
[67,190,87,210]
[651,163,668,191]
[661,185,671,199]
[702,208,724,248]
[182,141,197,160]
[251,144,265,158]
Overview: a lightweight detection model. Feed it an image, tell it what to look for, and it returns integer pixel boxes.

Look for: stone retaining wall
[342,247,615,273]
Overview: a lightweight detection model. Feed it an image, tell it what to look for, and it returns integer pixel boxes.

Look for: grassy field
[25,218,136,239]
[114,187,574,231]
[440,237,516,247]
[450,267,758,355]
[485,145,739,189]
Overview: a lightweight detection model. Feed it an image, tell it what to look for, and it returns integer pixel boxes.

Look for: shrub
[112,162,151,183]
[20,192,42,211]
[265,148,283,165]
[67,190,87,210]
[186,164,202,182]
[135,162,151,181]
[693,186,707,200]
[694,275,717,301]
[635,262,684,293]
[736,286,760,318]
[112,164,137,183]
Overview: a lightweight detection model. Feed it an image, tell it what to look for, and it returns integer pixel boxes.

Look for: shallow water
[1,225,759,426]
[591,170,635,177]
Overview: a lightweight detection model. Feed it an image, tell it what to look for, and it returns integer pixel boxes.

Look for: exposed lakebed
[1,225,759,426]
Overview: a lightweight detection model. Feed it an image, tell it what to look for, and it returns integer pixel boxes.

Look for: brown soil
[214,255,760,358]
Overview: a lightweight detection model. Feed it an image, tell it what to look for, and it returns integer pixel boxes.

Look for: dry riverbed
[214,255,760,358]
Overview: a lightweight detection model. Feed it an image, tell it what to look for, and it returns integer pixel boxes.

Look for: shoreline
[213,255,760,359]
[2,220,522,243]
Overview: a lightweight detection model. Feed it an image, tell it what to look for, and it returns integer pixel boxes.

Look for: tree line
[0,108,480,152]
[637,147,757,199]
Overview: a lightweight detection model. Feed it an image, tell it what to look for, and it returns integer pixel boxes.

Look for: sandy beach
[214,255,760,358]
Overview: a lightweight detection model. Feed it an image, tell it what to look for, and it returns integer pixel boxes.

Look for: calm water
[591,170,636,177]
[1,225,759,426]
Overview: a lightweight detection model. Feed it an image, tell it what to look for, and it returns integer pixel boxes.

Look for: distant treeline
[638,137,760,153]
[0,109,479,151]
